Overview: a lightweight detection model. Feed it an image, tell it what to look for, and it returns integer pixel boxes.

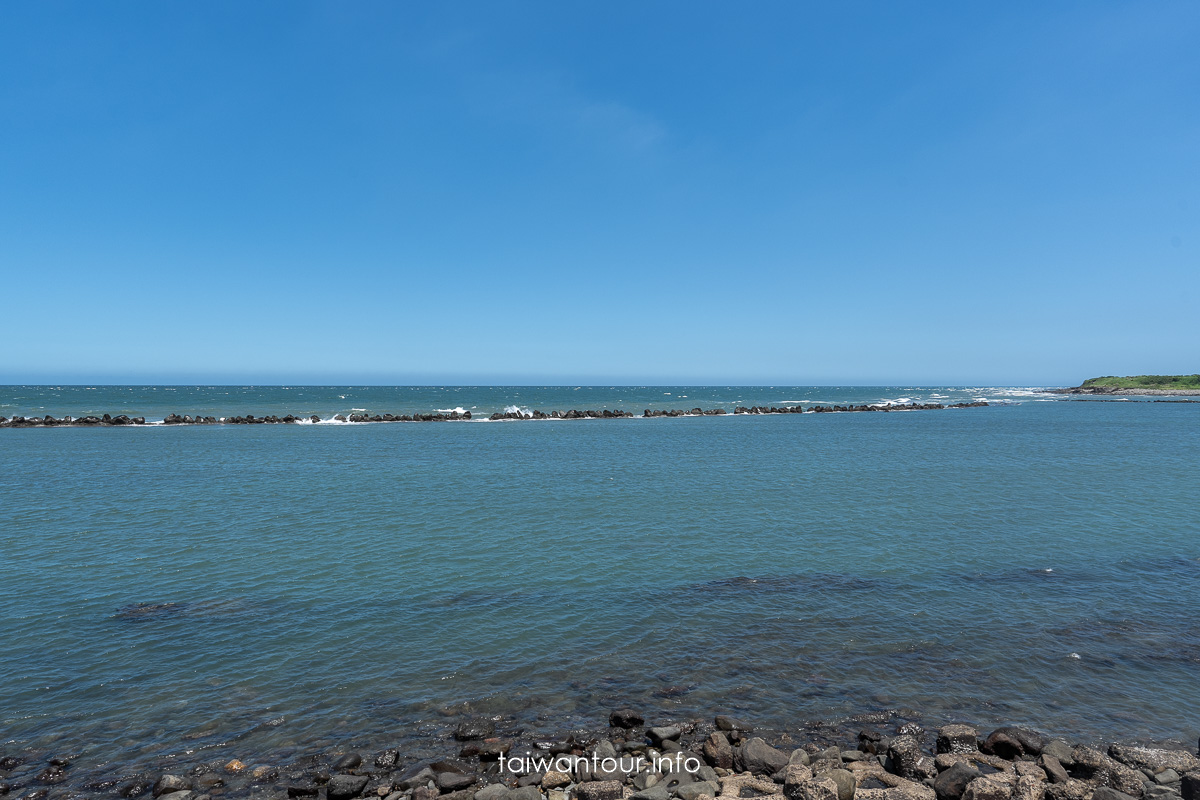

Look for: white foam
[435,407,468,414]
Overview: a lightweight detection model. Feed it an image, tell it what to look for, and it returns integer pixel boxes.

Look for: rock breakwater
[0,403,988,428]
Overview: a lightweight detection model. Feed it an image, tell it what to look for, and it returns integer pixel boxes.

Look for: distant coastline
[1050,375,1200,396]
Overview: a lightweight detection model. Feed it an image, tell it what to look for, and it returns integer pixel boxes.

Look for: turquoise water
[0,386,1197,775]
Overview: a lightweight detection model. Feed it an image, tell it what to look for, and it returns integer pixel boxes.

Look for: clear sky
[1,2,1197,385]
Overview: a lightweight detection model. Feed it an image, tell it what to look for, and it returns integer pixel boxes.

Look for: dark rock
[327,774,371,800]
[937,726,979,755]
[1182,773,1200,800]
[438,773,477,792]
[858,731,886,756]
[35,767,67,785]
[334,754,363,772]
[154,776,191,796]
[715,716,754,733]
[0,757,22,770]
[575,781,624,800]
[610,710,645,729]
[477,741,514,761]
[703,732,733,769]
[456,721,497,741]
[888,735,936,781]
[1093,789,1137,800]
[983,732,1024,761]
[376,750,400,768]
[736,737,789,775]
[287,786,319,798]
[934,762,982,800]
[995,728,1046,757]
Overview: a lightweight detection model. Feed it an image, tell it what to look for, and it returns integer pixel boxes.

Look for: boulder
[962,775,1016,800]
[1092,790,1137,800]
[1182,773,1200,800]
[438,773,477,792]
[154,776,191,797]
[888,737,936,781]
[737,738,789,775]
[1038,756,1068,785]
[327,775,371,800]
[983,734,1024,761]
[476,786,512,800]
[333,754,363,771]
[715,716,755,733]
[937,728,980,756]
[649,727,683,746]
[1070,747,1144,797]
[934,762,982,800]
[678,782,719,800]
[703,733,733,769]
[828,770,856,800]
[455,721,496,741]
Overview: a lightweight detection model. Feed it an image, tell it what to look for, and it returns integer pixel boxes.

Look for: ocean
[0,385,1197,780]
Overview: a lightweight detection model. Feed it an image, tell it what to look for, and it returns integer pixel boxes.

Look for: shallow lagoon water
[0,386,1197,775]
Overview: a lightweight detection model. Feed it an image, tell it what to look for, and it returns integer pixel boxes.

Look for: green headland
[1080,374,1200,390]
[1054,374,1200,394]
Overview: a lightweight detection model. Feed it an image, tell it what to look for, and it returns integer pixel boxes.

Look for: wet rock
[888,737,936,781]
[737,738,790,776]
[327,774,371,800]
[478,741,514,761]
[376,750,401,768]
[574,780,624,800]
[287,785,319,798]
[35,767,67,785]
[715,716,754,733]
[934,762,982,800]
[0,757,23,770]
[154,776,191,796]
[649,727,683,746]
[703,733,734,770]
[859,733,887,757]
[334,754,363,771]
[456,721,497,741]
[439,773,477,792]
[938,728,980,756]
[610,710,645,729]
[224,760,246,774]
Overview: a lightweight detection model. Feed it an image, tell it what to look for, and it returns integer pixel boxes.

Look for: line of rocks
[0,403,989,428]
[733,403,988,414]
[5,712,1195,800]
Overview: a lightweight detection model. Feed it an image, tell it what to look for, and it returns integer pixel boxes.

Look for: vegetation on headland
[1079,374,1200,390]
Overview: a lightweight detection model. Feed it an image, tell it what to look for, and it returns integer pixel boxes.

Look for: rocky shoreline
[0,403,988,428]
[2,712,1197,800]
[1048,388,1200,396]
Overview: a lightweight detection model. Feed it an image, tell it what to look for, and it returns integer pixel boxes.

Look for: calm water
[1,386,1197,776]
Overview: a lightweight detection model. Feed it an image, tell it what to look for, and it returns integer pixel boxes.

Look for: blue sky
[1,2,1197,385]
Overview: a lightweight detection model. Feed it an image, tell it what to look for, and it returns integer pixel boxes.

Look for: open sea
[1,386,1197,779]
